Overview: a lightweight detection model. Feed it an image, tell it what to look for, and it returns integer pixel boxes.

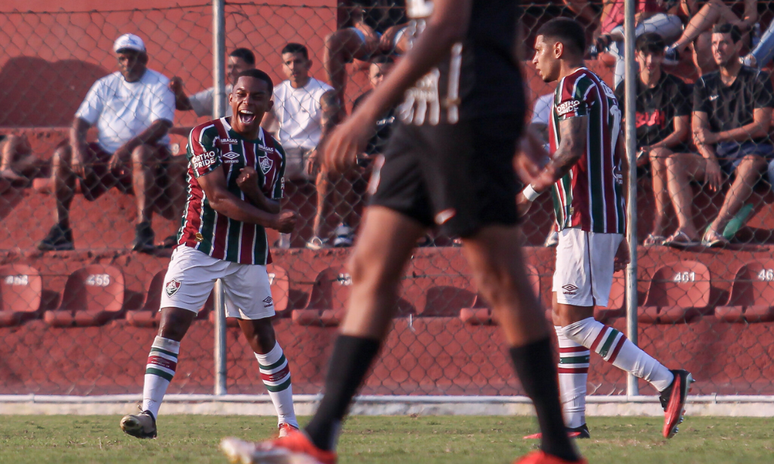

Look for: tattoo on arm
[320,90,342,136]
[546,116,587,180]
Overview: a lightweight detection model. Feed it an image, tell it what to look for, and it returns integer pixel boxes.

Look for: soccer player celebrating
[220,1,586,464]
[120,69,299,439]
[521,18,693,440]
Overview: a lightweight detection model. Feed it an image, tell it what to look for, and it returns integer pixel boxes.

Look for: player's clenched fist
[274,211,297,234]
[237,166,260,193]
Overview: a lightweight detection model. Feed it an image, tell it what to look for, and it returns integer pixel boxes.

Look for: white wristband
[522,184,541,202]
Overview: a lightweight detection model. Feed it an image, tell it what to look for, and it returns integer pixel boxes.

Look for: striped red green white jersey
[177,118,285,265]
[549,67,625,234]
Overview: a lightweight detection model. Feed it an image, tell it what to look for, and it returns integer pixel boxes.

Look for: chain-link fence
[2,1,774,399]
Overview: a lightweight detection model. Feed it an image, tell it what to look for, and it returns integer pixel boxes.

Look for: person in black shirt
[351,55,397,158]
[220,2,584,464]
[615,32,691,246]
[664,24,774,247]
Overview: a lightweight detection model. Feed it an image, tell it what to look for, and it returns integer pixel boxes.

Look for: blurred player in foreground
[220,1,586,463]
[120,69,299,440]
[520,17,693,440]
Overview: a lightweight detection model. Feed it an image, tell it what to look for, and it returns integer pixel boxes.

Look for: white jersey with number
[271,78,332,152]
[75,69,175,154]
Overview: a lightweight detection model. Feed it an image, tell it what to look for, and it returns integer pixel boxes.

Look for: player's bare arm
[692,110,723,192]
[235,166,281,214]
[323,0,473,173]
[197,167,295,233]
[703,107,772,144]
[109,119,173,172]
[534,116,588,192]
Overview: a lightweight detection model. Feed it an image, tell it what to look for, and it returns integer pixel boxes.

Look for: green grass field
[0,415,771,464]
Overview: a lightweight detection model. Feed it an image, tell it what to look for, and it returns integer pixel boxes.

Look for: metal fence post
[213,0,228,397]
[623,0,640,397]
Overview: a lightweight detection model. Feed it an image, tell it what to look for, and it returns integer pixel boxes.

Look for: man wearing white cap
[37,33,180,253]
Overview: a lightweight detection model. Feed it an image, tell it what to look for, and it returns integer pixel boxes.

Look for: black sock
[510,338,579,462]
[305,335,381,451]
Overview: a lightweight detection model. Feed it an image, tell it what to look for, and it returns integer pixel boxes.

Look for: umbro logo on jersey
[709,95,719,101]
[259,156,273,175]
[263,296,273,307]
[222,151,241,164]
[562,284,578,295]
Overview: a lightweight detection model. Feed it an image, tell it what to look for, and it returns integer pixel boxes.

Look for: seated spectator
[324,0,408,110]
[261,43,340,249]
[664,0,757,75]
[594,0,687,87]
[0,133,42,182]
[614,33,691,246]
[168,48,255,121]
[37,34,182,252]
[742,20,774,69]
[662,24,773,247]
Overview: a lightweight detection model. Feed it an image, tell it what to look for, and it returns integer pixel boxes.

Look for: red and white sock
[562,317,674,392]
[142,336,180,419]
[555,326,588,428]
[255,342,298,428]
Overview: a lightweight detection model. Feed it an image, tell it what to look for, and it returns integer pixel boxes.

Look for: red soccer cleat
[660,369,694,439]
[220,429,337,464]
[278,423,299,438]
[514,450,588,464]
[523,423,590,440]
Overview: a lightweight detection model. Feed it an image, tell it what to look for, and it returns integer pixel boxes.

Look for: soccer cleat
[513,450,587,464]
[278,423,299,438]
[131,221,155,253]
[37,224,74,251]
[220,429,337,464]
[523,423,590,440]
[659,369,694,439]
[331,223,354,248]
[120,410,157,439]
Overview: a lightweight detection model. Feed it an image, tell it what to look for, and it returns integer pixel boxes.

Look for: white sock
[142,336,180,419]
[563,317,675,392]
[255,342,298,428]
[555,326,588,428]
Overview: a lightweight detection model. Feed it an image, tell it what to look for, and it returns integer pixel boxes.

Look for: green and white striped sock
[142,336,180,419]
[255,342,298,428]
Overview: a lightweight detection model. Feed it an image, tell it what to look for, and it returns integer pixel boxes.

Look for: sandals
[701,229,730,248]
[644,234,667,247]
[664,230,700,249]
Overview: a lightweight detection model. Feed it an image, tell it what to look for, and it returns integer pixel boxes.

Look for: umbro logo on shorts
[263,296,273,307]
[562,284,578,295]
[165,279,181,297]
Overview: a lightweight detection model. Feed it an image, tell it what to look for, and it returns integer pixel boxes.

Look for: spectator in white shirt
[37,33,180,253]
[262,43,341,249]
[168,48,255,120]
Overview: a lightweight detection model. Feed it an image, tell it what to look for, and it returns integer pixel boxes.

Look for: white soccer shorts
[552,228,623,308]
[159,245,275,319]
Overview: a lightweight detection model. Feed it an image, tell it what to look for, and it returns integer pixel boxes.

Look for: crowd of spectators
[5,1,774,251]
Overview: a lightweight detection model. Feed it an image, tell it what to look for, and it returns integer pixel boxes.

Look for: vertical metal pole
[623,0,639,397]
[213,0,228,396]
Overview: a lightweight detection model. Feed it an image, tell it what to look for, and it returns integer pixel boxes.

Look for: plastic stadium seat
[293,267,351,326]
[638,260,711,324]
[421,276,477,317]
[44,264,125,327]
[0,264,43,327]
[715,261,774,323]
[460,264,541,325]
[266,264,291,317]
[126,270,165,327]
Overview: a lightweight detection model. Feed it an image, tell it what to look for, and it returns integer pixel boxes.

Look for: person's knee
[52,145,72,167]
[737,155,767,178]
[649,147,672,167]
[131,145,154,166]
[348,246,398,293]
[158,308,195,340]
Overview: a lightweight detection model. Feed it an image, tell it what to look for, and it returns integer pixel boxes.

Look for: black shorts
[370,115,524,238]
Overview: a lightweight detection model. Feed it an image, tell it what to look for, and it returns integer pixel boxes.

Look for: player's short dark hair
[229,48,255,66]
[237,69,273,90]
[281,43,309,59]
[712,23,742,43]
[636,32,665,53]
[371,55,395,65]
[536,18,586,56]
